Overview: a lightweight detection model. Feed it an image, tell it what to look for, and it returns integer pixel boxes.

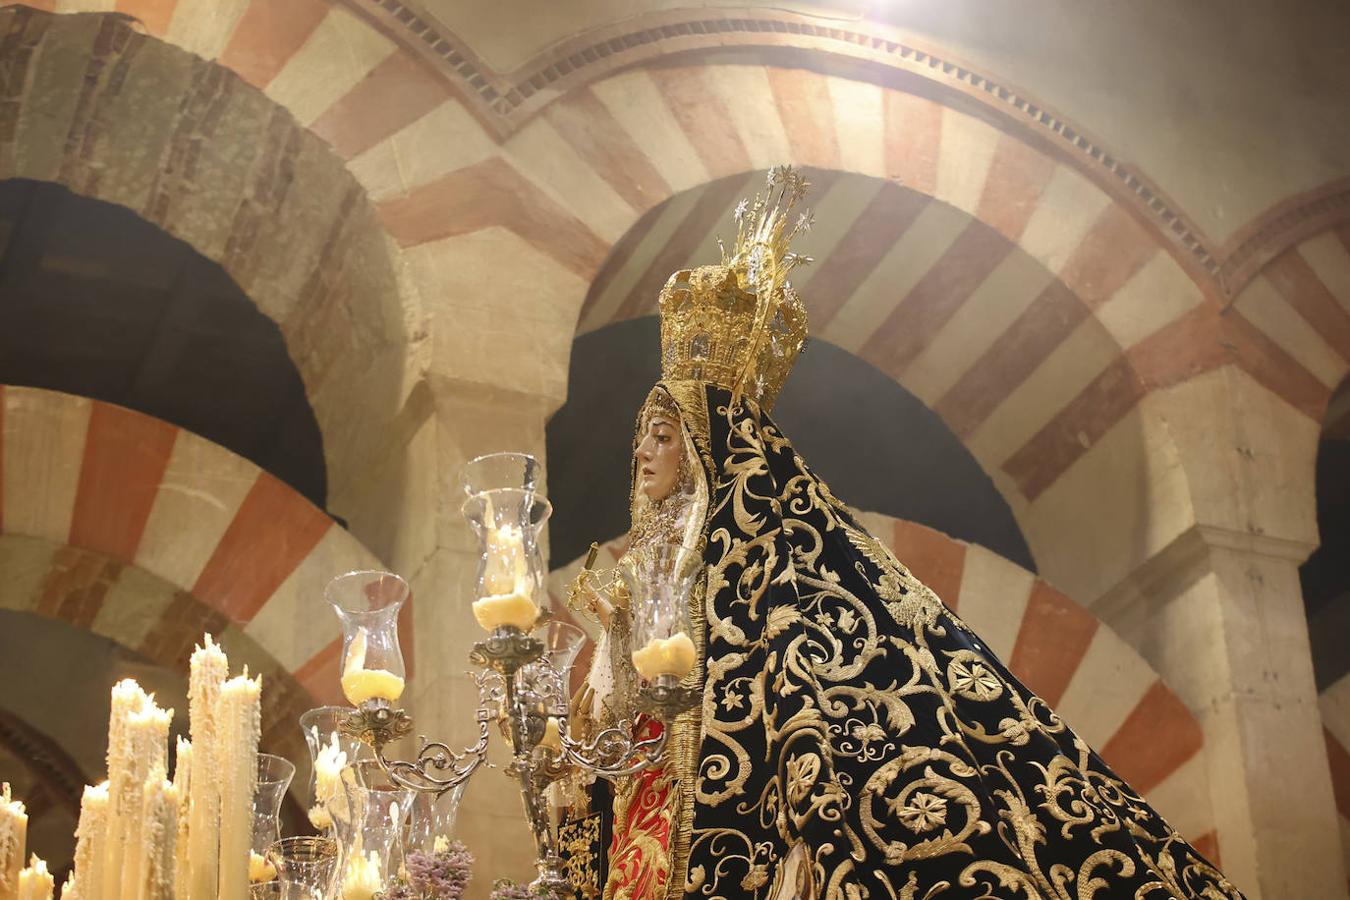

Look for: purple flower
[404,842,475,900]
[488,878,539,900]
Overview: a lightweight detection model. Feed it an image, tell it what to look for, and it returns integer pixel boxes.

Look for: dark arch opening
[1303,376,1350,690]
[0,178,327,508]
[546,316,1035,571]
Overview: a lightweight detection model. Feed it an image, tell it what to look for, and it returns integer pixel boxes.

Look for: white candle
[170,740,191,900]
[100,680,148,900]
[631,631,697,680]
[57,874,75,900]
[137,768,177,900]
[342,850,383,900]
[309,733,347,831]
[248,852,276,883]
[187,637,228,900]
[120,703,171,900]
[16,855,52,900]
[69,783,107,900]
[340,626,405,705]
[0,784,28,900]
[215,673,261,900]
[473,520,539,630]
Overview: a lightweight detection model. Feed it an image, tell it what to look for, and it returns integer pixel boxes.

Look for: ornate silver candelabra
[327,453,700,899]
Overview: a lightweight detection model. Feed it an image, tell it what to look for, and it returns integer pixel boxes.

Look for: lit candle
[137,767,177,900]
[170,740,191,900]
[340,627,405,706]
[0,784,28,900]
[309,733,347,831]
[58,874,75,900]
[216,673,261,900]
[342,850,383,900]
[473,520,540,631]
[119,703,172,900]
[16,855,53,900]
[69,783,108,900]
[99,680,148,899]
[247,852,275,883]
[631,631,697,680]
[187,637,228,900]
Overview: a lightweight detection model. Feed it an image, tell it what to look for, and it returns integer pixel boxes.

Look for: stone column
[1095,525,1347,898]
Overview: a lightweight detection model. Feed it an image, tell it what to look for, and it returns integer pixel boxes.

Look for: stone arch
[0,385,390,711]
[562,166,1203,602]
[0,7,413,539]
[548,516,1221,863]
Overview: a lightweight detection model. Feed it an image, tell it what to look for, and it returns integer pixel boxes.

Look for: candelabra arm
[557,723,669,780]
[340,674,496,797]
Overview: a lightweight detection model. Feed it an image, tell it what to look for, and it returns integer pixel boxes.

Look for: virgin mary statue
[567,167,1244,900]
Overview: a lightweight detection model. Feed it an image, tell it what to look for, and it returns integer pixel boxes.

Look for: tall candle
[100,680,149,900]
[187,636,228,900]
[70,783,108,900]
[309,733,348,830]
[137,767,177,900]
[342,850,383,900]
[215,673,261,900]
[170,739,191,900]
[119,703,171,899]
[17,855,53,900]
[0,783,27,900]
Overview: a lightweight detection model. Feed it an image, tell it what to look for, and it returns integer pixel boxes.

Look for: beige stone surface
[245,526,383,673]
[165,0,251,60]
[824,75,886,177]
[1300,232,1350,312]
[264,6,396,125]
[702,64,793,170]
[136,428,260,591]
[504,117,635,244]
[933,107,1000,216]
[901,249,1055,405]
[1,388,91,545]
[819,200,970,351]
[1018,164,1114,276]
[591,71,712,193]
[952,544,1035,661]
[1096,251,1202,348]
[1022,398,1192,603]
[1054,624,1157,747]
[966,317,1118,469]
[1234,275,1347,389]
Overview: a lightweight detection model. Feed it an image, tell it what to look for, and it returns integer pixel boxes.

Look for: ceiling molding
[347,3,1234,292]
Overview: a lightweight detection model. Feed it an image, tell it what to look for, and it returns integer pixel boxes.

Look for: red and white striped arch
[1321,674,1350,892]
[549,514,1222,863]
[8,3,1344,600]
[0,386,388,708]
[0,7,410,533]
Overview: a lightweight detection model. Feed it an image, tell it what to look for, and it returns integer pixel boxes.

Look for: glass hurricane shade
[462,488,552,631]
[619,542,701,680]
[327,571,409,707]
[462,451,545,496]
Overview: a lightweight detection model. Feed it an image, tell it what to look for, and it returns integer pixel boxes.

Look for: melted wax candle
[631,631,697,680]
[340,627,405,706]
[472,523,539,631]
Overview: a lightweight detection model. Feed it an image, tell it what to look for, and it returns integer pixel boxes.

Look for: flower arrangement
[379,841,475,900]
[488,877,548,899]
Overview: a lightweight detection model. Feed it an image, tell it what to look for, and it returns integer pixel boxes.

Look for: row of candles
[0,635,260,900]
[5,453,702,898]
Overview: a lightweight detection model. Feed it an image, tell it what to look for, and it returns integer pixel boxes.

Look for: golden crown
[658,166,812,411]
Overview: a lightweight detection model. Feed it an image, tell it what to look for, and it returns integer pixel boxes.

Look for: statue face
[636,414,681,502]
